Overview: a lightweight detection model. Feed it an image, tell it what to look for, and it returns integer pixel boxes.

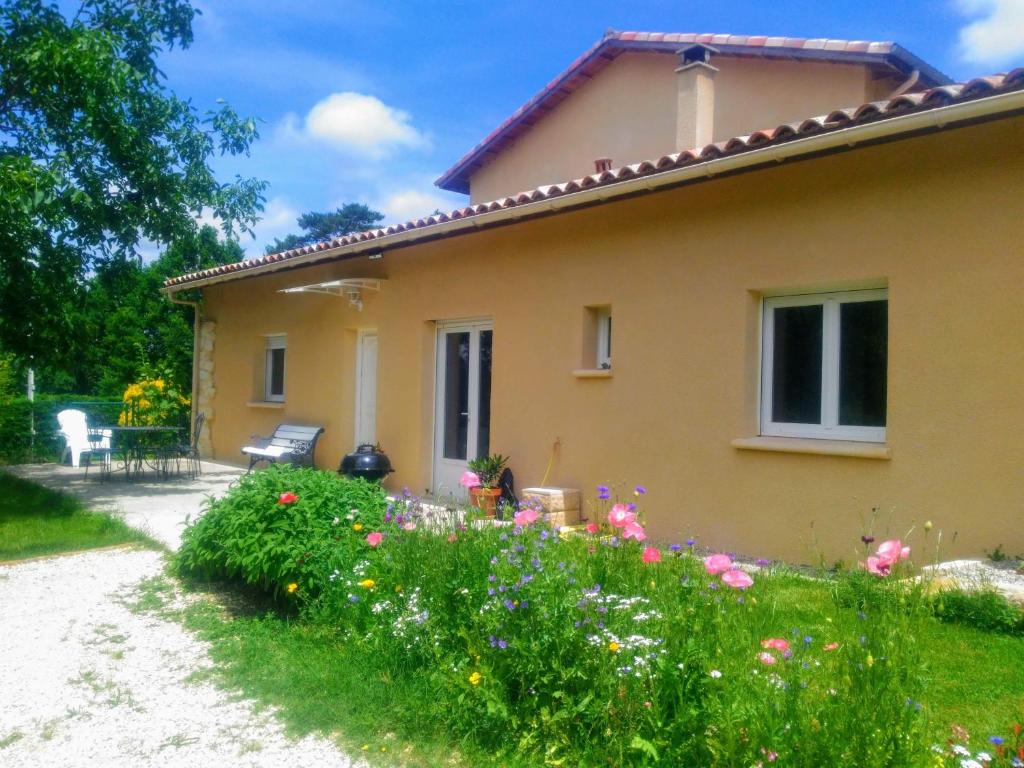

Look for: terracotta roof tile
[434,31,951,194]
[164,69,1024,290]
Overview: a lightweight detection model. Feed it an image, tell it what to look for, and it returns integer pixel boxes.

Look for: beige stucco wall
[201,116,1024,563]
[468,52,901,203]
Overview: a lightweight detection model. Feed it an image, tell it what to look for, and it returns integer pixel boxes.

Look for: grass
[138,572,1024,768]
[0,472,157,561]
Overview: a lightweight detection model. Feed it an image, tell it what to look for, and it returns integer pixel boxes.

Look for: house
[164,31,1024,561]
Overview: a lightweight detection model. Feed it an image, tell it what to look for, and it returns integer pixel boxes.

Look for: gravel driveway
[0,547,360,768]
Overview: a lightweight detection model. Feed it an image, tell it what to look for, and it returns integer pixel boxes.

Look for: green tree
[63,225,242,396]
[0,0,266,370]
[265,203,384,254]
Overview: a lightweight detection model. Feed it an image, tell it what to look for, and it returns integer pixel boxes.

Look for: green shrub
[931,588,1024,636]
[0,395,123,464]
[174,465,387,599]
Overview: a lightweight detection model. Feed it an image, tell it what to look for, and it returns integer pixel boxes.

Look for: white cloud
[292,92,429,158]
[374,188,462,223]
[956,0,1024,66]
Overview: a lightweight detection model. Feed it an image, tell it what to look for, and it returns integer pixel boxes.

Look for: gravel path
[0,548,361,768]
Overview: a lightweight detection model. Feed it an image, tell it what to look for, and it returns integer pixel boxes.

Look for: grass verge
[0,473,158,561]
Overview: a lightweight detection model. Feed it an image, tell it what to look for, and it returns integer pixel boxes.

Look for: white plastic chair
[56,409,112,468]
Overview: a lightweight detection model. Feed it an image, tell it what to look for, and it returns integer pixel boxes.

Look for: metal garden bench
[242,423,325,472]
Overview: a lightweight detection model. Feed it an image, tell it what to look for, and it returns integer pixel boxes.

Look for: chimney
[594,157,612,173]
[675,43,718,151]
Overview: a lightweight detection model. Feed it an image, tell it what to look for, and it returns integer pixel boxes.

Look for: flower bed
[175,468,1024,766]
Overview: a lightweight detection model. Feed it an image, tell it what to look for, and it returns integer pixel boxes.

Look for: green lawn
[147,575,1024,768]
[0,473,157,561]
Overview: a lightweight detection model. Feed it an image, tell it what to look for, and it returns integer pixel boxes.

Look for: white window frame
[596,308,612,369]
[760,288,887,443]
[264,334,287,402]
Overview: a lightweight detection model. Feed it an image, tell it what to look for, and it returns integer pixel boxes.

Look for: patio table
[95,425,183,481]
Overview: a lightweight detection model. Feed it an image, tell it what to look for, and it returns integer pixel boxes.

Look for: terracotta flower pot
[469,486,502,517]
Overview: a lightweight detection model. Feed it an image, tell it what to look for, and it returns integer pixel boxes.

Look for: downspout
[166,292,201,430]
[888,68,921,99]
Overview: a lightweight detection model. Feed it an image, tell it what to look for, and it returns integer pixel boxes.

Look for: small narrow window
[265,335,286,402]
[761,289,887,442]
[596,308,612,369]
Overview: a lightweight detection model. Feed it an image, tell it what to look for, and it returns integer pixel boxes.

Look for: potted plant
[462,454,509,517]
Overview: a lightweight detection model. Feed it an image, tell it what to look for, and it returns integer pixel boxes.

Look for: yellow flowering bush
[119,376,189,426]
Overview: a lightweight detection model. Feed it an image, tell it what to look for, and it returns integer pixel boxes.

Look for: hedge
[0,396,125,465]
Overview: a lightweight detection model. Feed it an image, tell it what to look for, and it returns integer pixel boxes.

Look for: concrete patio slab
[2,461,246,551]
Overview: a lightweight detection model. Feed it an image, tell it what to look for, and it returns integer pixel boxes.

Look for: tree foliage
[265,203,383,254]
[0,0,266,366]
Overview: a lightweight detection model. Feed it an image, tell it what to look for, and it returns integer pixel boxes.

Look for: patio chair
[164,411,204,479]
[57,409,112,468]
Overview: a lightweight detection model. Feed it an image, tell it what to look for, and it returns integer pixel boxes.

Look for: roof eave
[168,88,1024,294]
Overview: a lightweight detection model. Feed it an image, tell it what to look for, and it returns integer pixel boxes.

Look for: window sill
[573,369,613,379]
[247,400,286,409]
[731,436,890,460]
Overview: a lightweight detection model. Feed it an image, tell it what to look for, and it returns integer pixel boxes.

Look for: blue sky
[156,0,1024,257]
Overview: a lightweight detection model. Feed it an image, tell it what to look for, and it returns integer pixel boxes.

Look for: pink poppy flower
[585,522,600,535]
[402,521,417,531]
[607,503,636,528]
[876,539,908,564]
[278,492,299,505]
[704,553,733,575]
[366,531,383,547]
[760,638,790,652]
[757,651,777,665]
[863,556,892,577]
[642,546,662,563]
[722,569,754,589]
[513,507,540,526]
[622,520,647,541]
[459,471,481,489]
[823,642,840,652]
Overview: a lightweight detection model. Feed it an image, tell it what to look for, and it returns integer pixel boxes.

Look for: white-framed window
[761,288,887,442]
[264,334,286,402]
[596,308,612,369]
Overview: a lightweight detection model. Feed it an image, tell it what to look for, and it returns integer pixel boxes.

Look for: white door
[354,330,378,447]
[433,321,492,496]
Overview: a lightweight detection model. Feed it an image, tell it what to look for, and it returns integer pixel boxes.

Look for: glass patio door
[433,321,492,496]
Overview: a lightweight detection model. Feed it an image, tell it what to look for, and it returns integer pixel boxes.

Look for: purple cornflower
[669,543,682,552]
[609,537,620,547]
[756,558,771,568]
[783,649,793,660]
[384,512,393,523]
[503,598,516,611]
[497,638,508,649]
[520,600,529,609]
[395,515,405,524]
[531,558,542,570]
[540,529,550,541]
[634,485,646,495]
[487,588,496,596]
[514,544,526,553]
[686,538,696,547]
[348,594,359,603]
[990,736,1005,746]
[499,533,508,542]
[861,534,875,545]
[488,574,496,582]
[708,581,719,590]
[803,636,813,645]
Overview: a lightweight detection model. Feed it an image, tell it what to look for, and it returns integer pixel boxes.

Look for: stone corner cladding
[196,320,215,456]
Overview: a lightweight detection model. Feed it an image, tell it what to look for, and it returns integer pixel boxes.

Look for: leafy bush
[174,465,387,598]
[0,395,122,464]
[119,375,189,426]
[931,588,1024,636]
[177,480,942,766]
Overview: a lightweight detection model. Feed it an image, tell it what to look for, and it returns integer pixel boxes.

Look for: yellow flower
[153,379,166,391]
[608,642,620,653]
[358,579,375,589]
[866,654,875,667]
[352,523,363,532]
[924,520,933,532]
[468,671,482,686]
[286,582,298,594]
